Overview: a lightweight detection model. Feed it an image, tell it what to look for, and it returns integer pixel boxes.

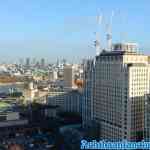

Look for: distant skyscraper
[26,58,30,67]
[32,58,36,65]
[84,42,150,141]
[62,58,67,65]
[19,58,24,66]
[35,61,40,68]
[41,58,45,68]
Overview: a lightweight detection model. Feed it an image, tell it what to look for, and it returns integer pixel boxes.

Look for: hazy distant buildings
[19,58,24,66]
[40,58,45,68]
[32,58,36,66]
[26,58,30,67]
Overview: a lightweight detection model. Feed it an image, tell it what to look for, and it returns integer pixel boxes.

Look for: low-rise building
[47,88,82,115]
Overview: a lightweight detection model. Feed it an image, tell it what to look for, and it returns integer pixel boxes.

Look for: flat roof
[0,102,11,108]
[99,50,144,57]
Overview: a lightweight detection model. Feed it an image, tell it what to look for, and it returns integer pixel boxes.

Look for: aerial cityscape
[0,0,150,150]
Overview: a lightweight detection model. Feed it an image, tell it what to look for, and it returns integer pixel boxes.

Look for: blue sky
[0,0,149,63]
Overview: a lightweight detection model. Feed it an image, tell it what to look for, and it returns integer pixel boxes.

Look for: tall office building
[82,59,95,127]
[145,94,150,141]
[84,43,150,141]
[64,65,76,89]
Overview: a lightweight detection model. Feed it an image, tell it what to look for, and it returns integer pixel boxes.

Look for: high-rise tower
[94,43,150,141]
[83,42,150,141]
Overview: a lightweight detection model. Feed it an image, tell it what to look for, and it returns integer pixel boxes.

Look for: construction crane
[94,32,101,56]
[106,11,114,51]
[94,13,103,56]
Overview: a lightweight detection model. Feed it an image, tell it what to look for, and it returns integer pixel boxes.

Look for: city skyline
[1,0,150,148]
[0,0,150,63]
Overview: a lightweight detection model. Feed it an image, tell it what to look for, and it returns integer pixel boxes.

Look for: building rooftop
[99,49,143,57]
[97,42,143,57]
[112,42,139,52]
[0,102,11,112]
